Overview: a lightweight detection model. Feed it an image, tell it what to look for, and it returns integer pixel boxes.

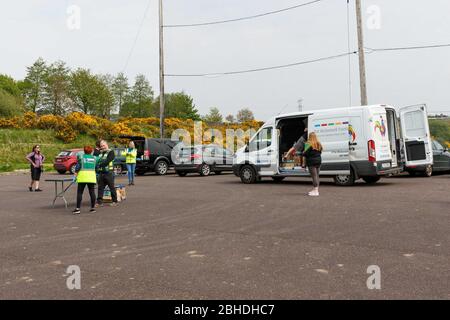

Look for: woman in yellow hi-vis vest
[73,146,98,215]
[123,141,137,186]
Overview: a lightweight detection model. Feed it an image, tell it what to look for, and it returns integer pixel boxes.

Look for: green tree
[0,89,22,117]
[203,107,223,123]
[112,72,129,114]
[92,76,115,118]
[0,74,25,115]
[0,74,22,97]
[225,114,235,123]
[236,108,255,122]
[69,68,98,114]
[21,58,48,113]
[42,61,71,115]
[153,92,200,120]
[120,74,153,118]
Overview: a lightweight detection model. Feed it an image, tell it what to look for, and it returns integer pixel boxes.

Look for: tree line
[0,58,255,123]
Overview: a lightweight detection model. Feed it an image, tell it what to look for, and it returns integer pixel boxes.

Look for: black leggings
[76,183,96,208]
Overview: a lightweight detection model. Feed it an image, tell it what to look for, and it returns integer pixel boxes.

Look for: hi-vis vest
[98,150,114,172]
[76,154,97,184]
[123,148,137,164]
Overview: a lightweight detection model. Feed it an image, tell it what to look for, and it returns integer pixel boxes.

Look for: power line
[163,0,325,28]
[165,52,356,77]
[365,43,450,53]
[122,0,152,72]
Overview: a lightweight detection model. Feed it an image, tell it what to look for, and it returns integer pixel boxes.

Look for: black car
[405,139,450,176]
[120,136,178,175]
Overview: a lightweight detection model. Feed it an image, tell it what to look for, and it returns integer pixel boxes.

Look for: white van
[232,104,433,186]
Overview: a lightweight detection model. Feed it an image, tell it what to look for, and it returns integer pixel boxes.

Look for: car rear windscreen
[58,151,71,157]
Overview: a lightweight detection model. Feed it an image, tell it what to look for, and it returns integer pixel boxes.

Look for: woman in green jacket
[73,146,98,214]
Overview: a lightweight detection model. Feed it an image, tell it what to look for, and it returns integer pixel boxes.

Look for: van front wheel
[362,176,381,184]
[240,165,257,184]
[333,170,355,186]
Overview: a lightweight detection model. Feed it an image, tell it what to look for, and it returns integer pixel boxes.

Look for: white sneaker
[308,190,319,197]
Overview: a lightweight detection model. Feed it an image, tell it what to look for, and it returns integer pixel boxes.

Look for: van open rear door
[399,104,433,167]
[308,111,350,174]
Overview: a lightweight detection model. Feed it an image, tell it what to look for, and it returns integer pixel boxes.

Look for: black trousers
[97,172,117,203]
[76,183,96,208]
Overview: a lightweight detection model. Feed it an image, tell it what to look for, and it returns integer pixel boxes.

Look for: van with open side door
[232,104,433,186]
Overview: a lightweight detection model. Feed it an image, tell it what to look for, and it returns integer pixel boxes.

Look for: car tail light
[368,140,376,162]
[144,150,150,160]
[190,154,201,160]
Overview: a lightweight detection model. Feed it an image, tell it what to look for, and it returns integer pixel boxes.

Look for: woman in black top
[302,132,323,197]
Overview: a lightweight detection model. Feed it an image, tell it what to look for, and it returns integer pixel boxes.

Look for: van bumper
[352,160,402,177]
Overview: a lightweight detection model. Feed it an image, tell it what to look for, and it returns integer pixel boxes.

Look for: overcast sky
[1,0,449,119]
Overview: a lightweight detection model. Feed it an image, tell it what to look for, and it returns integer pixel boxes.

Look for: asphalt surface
[0,171,449,299]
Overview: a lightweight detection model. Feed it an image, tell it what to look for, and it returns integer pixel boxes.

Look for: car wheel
[240,165,257,184]
[362,176,381,184]
[272,176,285,182]
[155,161,168,175]
[333,169,355,186]
[177,171,187,177]
[69,164,76,174]
[423,165,433,177]
[199,164,211,176]
[57,169,66,174]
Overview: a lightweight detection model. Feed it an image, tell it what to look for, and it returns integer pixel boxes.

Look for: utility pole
[159,0,165,138]
[355,0,368,106]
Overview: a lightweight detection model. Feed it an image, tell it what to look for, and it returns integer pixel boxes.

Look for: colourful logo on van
[348,125,356,142]
[374,118,386,137]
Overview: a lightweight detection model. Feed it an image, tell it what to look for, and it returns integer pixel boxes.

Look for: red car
[53,149,83,174]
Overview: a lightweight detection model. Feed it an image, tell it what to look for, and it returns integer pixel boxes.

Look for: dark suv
[120,136,178,175]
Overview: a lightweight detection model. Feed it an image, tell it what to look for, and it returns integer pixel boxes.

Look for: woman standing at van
[303,133,323,197]
[26,145,45,192]
[124,141,137,186]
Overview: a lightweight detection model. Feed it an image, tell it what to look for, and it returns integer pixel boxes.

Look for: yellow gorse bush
[0,112,264,145]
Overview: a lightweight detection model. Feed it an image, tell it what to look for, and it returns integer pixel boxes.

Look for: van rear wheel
[423,165,433,177]
[240,165,257,184]
[362,176,381,184]
[333,170,355,186]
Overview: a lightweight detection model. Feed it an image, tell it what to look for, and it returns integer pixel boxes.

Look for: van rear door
[399,104,433,167]
[308,111,350,174]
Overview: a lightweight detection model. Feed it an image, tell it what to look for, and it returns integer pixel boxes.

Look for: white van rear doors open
[308,111,350,174]
[399,104,433,167]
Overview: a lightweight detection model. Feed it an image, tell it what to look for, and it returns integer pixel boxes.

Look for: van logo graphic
[348,125,356,142]
[374,118,386,137]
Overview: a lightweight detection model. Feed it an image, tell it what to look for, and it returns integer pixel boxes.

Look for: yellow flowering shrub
[37,114,65,130]
[0,112,263,145]
[66,112,100,134]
